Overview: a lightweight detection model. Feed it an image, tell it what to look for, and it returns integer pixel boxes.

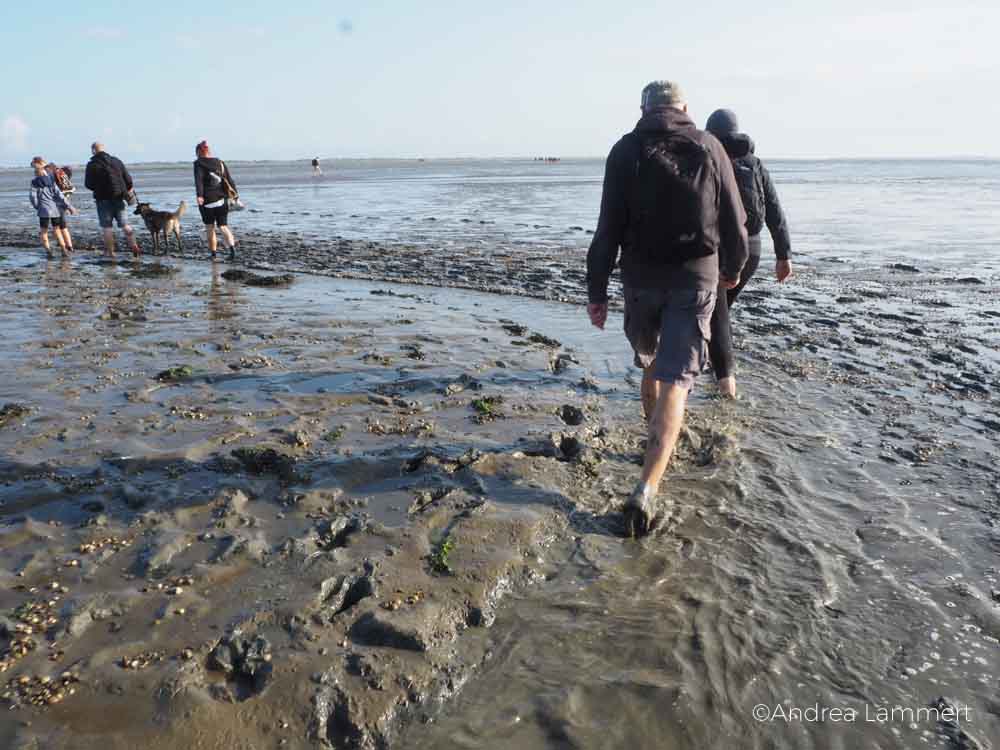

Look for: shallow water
[1,157,999,749]
[3,158,999,266]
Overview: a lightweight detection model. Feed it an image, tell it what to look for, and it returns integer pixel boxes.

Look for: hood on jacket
[722,133,755,159]
[705,109,739,139]
[634,106,697,135]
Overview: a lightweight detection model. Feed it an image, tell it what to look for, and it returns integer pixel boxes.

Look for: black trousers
[709,251,761,380]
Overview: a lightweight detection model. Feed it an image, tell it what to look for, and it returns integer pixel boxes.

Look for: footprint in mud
[206,632,274,701]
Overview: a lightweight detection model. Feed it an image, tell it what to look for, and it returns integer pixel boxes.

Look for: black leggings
[709,252,761,380]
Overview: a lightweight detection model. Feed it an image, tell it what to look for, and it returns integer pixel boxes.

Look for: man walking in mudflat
[84,142,141,258]
[586,80,749,538]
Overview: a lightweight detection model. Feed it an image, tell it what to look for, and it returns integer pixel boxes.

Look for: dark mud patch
[0,403,30,428]
[206,632,274,701]
[155,365,194,382]
[221,269,295,287]
[230,445,300,481]
[130,262,178,279]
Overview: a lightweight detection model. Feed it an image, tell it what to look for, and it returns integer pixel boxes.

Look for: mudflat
[1,243,999,749]
[0,251,705,748]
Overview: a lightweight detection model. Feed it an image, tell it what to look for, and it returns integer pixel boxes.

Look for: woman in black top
[194,141,238,261]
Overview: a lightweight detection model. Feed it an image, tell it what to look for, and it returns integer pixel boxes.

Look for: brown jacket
[586,108,749,303]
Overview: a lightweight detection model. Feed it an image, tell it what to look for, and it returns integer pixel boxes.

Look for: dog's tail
[176,200,187,218]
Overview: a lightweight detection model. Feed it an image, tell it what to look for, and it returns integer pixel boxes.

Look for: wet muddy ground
[0,238,999,749]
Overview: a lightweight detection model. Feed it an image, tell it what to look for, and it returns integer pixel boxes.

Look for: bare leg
[60,226,74,253]
[102,227,116,257]
[641,365,660,421]
[52,227,68,254]
[717,376,736,399]
[624,382,689,537]
[220,226,236,260]
[206,225,218,257]
[40,229,52,257]
[123,225,140,255]
[639,384,688,488]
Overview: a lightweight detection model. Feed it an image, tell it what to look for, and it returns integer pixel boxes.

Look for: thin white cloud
[85,27,124,40]
[0,115,29,153]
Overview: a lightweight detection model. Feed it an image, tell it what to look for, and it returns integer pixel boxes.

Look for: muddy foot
[622,485,665,539]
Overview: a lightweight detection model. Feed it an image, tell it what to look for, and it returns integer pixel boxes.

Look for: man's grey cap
[641,80,685,110]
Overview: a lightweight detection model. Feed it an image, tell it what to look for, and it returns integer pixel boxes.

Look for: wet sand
[0,224,588,304]
[0,250,672,749]
[1,238,999,749]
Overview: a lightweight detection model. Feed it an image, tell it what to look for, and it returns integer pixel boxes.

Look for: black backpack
[731,157,765,236]
[92,155,128,199]
[629,132,717,264]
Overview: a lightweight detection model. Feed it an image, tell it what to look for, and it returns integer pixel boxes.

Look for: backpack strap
[219,160,237,198]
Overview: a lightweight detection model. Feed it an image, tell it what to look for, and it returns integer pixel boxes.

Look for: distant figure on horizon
[85,142,141,258]
[586,80,748,538]
[29,156,77,258]
[194,140,240,262]
[704,108,793,399]
[312,157,322,176]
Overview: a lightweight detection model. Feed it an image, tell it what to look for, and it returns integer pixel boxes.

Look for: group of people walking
[586,80,792,537]
[26,79,790,541]
[27,141,241,260]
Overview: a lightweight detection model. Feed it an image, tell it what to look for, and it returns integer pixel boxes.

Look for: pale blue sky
[1,0,996,165]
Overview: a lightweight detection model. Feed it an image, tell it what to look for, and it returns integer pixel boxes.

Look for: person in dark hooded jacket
[704,109,792,398]
[84,142,141,257]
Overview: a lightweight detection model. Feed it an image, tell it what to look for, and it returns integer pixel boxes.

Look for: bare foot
[623,484,664,538]
[717,376,737,399]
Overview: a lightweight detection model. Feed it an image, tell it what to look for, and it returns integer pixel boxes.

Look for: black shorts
[199,204,229,226]
[39,216,66,229]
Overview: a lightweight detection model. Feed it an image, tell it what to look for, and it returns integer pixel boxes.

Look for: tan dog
[134,201,186,255]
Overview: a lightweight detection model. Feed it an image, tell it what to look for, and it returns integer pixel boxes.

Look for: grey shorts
[623,287,716,389]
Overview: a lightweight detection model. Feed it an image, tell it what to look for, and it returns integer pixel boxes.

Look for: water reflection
[207,262,242,325]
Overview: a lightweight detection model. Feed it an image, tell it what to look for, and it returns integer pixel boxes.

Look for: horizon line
[2,154,998,169]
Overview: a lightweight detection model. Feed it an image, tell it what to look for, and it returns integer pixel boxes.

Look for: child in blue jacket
[29,156,76,257]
